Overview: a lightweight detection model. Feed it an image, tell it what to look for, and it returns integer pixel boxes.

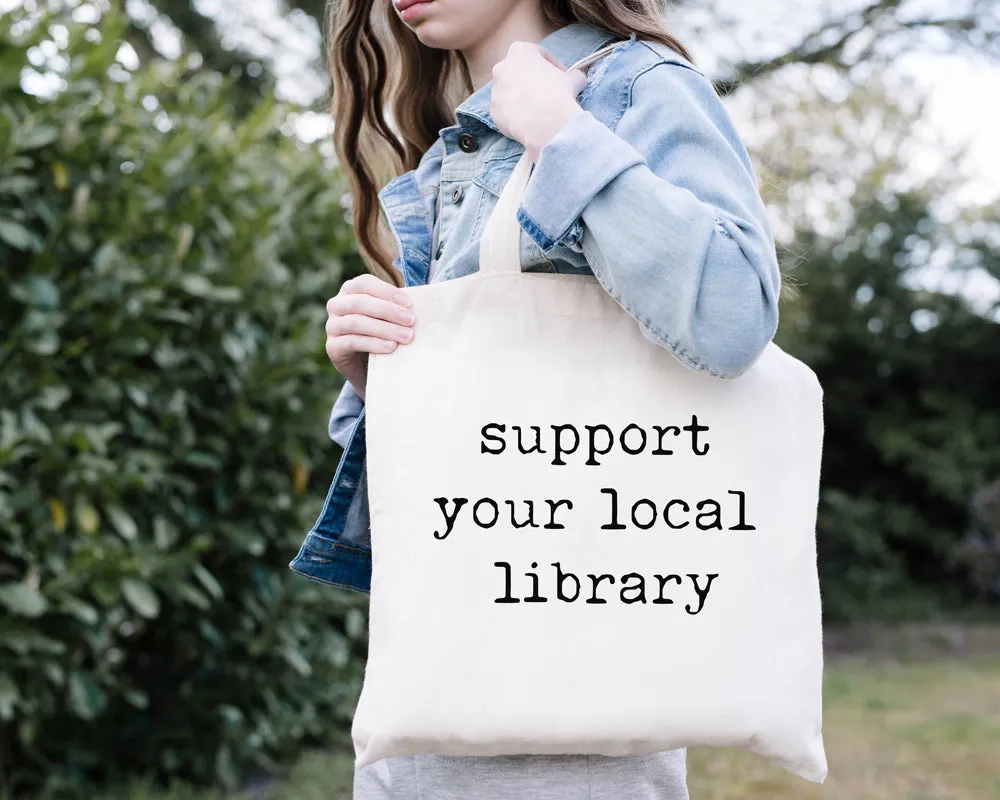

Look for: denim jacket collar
[377,167,436,288]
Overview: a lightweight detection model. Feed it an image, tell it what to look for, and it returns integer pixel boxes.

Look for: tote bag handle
[478,38,628,276]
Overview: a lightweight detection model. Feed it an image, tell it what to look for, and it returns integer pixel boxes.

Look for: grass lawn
[101,655,1000,799]
[688,655,1000,799]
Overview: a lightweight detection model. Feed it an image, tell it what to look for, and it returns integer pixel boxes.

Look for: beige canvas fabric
[353,44,827,786]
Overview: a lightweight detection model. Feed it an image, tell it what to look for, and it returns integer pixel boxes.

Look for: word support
[480,416,711,467]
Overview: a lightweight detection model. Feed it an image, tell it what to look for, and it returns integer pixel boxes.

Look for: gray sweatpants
[353,750,690,799]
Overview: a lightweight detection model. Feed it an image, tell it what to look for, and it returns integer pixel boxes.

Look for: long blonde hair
[326,0,693,287]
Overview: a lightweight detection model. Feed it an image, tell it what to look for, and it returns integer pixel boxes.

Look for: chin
[409,22,470,51]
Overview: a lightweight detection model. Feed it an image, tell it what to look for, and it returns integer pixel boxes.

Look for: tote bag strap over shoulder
[478,37,629,276]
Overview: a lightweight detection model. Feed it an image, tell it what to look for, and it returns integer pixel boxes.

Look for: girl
[290,1,783,797]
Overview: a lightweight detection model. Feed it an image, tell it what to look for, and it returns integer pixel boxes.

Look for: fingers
[329,290,415,328]
[326,312,414,344]
[326,335,398,364]
[500,41,566,73]
[324,274,415,364]
[493,42,587,96]
[335,273,411,308]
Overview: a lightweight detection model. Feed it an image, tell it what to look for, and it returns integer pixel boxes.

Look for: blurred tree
[775,183,1000,620]
[739,70,934,235]
[119,0,275,114]
[746,60,1000,621]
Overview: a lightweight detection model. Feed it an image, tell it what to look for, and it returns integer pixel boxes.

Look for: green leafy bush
[1,9,366,795]
[776,191,1000,621]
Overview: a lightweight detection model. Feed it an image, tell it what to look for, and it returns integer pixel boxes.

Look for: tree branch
[707,0,1000,95]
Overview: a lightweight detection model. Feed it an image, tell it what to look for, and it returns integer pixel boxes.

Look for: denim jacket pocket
[473,150,523,197]
[474,155,583,274]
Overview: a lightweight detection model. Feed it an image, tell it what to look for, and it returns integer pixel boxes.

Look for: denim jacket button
[451,183,464,203]
[435,240,445,259]
[457,132,478,153]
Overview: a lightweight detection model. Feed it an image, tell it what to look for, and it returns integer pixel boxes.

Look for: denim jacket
[289,21,782,594]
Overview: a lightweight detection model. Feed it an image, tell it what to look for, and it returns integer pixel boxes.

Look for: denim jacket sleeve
[328,379,364,448]
[515,56,781,379]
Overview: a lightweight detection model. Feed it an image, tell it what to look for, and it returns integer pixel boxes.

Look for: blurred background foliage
[1,5,369,796]
[0,0,998,796]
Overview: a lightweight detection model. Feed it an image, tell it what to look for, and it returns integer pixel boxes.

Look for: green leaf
[15,124,59,151]
[183,451,223,470]
[0,673,18,720]
[198,619,225,649]
[210,286,242,302]
[0,218,42,252]
[219,705,243,727]
[0,410,17,451]
[124,689,149,709]
[67,672,106,721]
[0,175,39,194]
[176,583,210,610]
[37,385,72,410]
[282,645,311,677]
[59,596,99,625]
[92,241,121,272]
[24,329,59,355]
[153,516,178,550]
[215,745,239,789]
[180,274,214,297]
[0,631,66,655]
[121,578,160,619]
[43,663,65,686]
[192,563,223,600]
[106,505,138,541]
[10,274,59,308]
[345,607,366,639]
[75,503,100,535]
[0,582,47,617]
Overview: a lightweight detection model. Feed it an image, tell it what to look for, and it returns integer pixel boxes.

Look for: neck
[462,8,562,91]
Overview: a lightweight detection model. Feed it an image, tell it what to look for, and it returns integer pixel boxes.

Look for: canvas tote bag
[354,41,827,784]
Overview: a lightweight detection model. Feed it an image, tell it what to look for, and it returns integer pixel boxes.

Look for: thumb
[537,47,567,70]
[537,47,588,96]
[565,66,588,96]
